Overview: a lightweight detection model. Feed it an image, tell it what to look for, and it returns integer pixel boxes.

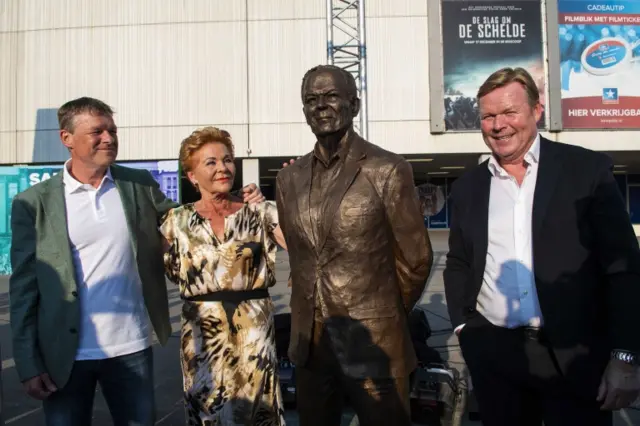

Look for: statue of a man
[276,65,433,426]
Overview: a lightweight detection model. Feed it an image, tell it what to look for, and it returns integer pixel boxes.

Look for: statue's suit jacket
[276,135,433,379]
[9,165,178,388]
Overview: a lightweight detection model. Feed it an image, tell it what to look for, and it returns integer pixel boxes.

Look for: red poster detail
[562,97,640,129]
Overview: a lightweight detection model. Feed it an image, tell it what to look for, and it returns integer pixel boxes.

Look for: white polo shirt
[63,161,152,360]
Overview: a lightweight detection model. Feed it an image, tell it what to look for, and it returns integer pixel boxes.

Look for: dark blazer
[10,165,178,388]
[276,134,433,379]
[444,137,640,386]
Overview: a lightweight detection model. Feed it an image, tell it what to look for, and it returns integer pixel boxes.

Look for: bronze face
[302,69,359,137]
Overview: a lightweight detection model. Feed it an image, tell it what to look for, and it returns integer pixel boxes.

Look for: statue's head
[300,65,360,137]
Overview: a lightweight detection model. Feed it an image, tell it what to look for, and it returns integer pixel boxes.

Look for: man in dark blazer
[444,67,640,426]
[276,65,433,426]
[10,97,264,425]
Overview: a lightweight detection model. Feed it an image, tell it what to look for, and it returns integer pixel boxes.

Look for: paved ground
[0,231,638,425]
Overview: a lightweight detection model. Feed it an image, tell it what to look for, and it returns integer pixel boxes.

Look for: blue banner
[558,1,640,14]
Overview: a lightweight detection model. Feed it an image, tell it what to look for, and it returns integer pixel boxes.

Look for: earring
[192,181,200,192]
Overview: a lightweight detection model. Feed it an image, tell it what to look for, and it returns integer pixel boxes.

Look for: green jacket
[9,164,178,387]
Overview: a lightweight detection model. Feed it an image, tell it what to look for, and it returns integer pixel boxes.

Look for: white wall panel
[366,0,427,18]
[0,0,19,32]
[116,124,249,161]
[422,132,488,154]
[248,0,324,21]
[247,19,325,126]
[366,17,429,122]
[248,123,316,157]
[17,22,248,131]
[370,121,428,154]
[368,121,488,155]
[0,132,17,164]
[18,0,246,31]
[0,32,19,132]
[543,131,640,152]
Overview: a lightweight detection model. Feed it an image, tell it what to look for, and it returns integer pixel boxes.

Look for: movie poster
[416,182,449,228]
[442,0,545,131]
[558,0,640,128]
[0,160,179,275]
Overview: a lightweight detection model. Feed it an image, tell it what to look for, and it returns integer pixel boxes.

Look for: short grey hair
[57,97,114,133]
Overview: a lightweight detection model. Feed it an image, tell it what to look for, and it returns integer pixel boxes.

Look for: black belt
[183,289,269,303]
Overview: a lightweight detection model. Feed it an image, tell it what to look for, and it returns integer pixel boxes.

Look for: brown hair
[57,97,114,133]
[179,126,235,173]
[477,67,540,108]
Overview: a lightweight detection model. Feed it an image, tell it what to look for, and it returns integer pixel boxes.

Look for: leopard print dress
[160,202,285,426]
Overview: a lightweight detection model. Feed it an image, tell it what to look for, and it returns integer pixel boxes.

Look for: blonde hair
[477,67,540,108]
[179,126,235,173]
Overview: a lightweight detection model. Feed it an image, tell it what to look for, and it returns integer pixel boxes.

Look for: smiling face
[60,112,118,168]
[302,69,359,137]
[187,142,236,195]
[479,82,542,164]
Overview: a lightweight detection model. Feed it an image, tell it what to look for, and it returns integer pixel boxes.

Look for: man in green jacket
[9,97,264,425]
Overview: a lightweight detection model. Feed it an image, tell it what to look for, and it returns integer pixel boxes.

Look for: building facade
[1,0,639,234]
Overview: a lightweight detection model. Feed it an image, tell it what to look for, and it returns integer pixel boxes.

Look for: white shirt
[476,135,544,328]
[63,161,152,360]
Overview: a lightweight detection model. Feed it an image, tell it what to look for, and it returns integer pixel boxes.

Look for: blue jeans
[43,347,155,426]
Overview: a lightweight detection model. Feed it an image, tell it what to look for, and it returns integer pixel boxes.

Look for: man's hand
[597,358,640,410]
[282,158,298,168]
[23,373,57,400]
[241,183,265,204]
[454,324,465,336]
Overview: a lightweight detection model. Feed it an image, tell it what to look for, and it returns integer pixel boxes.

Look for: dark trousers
[459,319,611,426]
[43,347,155,426]
[296,320,411,426]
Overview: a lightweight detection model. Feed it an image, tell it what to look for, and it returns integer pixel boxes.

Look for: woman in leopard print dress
[160,127,288,425]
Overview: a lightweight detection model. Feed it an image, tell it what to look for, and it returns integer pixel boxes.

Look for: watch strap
[612,349,639,366]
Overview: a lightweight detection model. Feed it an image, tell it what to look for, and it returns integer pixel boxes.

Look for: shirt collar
[313,132,354,168]
[63,159,113,193]
[487,133,540,177]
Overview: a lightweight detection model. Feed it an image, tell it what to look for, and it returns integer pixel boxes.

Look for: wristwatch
[611,349,639,366]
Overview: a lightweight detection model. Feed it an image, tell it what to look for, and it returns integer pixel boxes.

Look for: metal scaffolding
[326,0,368,139]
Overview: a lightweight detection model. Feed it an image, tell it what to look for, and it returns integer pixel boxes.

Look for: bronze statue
[276,65,433,426]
